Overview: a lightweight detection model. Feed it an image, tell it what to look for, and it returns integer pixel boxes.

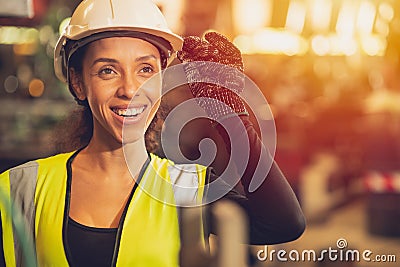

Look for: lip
[110,104,148,125]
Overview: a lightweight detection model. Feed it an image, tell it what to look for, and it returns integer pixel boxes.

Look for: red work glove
[177,32,248,121]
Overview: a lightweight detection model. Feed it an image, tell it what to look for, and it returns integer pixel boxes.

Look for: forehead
[85,37,160,58]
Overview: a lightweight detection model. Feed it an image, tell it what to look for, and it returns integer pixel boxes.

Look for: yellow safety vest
[0,152,208,267]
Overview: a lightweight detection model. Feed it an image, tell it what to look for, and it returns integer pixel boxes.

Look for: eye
[99,67,116,75]
[97,66,118,79]
[140,66,154,74]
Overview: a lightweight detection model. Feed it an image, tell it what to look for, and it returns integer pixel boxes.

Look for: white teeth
[117,109,127,116]
[114,106,145,117]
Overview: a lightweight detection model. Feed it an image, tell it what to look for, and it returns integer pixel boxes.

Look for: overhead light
[0,26,38,45]
[357,1,376,35]
[286,0,306,34]
[310,0,332,33]
[233,0,272,34]
[336,1,358,38]
[378,2,394,22]
[235,28,308,55]
[311,35,330,56]
[361,35,386,56]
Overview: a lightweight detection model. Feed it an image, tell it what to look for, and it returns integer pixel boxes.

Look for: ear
[69,68,86,101]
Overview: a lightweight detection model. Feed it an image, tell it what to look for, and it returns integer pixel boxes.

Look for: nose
[116,74,141,99]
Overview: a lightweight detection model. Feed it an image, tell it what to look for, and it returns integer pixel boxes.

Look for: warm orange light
[286,0,306,34]
[237,28,348,55]
[313,58,331,78]
[361,35,386,56]
[233,35,253,54]
[28,78,45,97]
[252,28,308,55]
[331,36,358,56]
[375,17,390,36]
[232,0,390,56]
[233,0,272,34]
[378,2,394,22]
[154,0,183,31]
[336,1,358,37]
[357,1,376,35]
[310,0,332,32]
[311,35,330,56]
[13,42,38,55]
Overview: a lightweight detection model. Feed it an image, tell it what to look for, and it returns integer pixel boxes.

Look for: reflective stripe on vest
[0,161,38,267]
[0,152,207,266]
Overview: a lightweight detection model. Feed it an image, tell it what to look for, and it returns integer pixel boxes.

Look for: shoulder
[35,152,76,169]
[149,153,174,166]
[149,153,208,173]
[0,152,76,180]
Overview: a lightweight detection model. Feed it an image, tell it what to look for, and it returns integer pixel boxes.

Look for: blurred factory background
[1,0,400,266]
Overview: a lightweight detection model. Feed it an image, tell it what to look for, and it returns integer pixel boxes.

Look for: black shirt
[67,217,117,267]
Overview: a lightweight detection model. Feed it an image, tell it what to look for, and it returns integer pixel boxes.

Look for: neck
[122,139,149,178]
[81,136,148,180]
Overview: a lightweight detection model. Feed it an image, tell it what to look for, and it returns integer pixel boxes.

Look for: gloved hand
[177,32,248,121]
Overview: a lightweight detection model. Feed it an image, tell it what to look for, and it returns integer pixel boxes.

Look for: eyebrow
[135,55,158,62]
[91,58,118,68]
[91,55,159,67]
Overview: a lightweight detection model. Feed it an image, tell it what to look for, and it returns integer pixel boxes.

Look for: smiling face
[70,37,162,146]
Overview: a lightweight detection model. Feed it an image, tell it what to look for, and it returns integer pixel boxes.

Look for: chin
[121,128,146,145]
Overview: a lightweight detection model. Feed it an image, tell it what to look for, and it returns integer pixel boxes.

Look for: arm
[213,115,305,245]
[178,32,305,245]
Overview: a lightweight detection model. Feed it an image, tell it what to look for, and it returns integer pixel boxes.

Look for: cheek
[85,80,115,106]
[149,89,161,106]
[146,91,161,124]
[144,83,162,126]
[144,75,162,106]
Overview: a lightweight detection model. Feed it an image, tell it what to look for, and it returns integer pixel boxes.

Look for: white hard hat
[54,0,183,83]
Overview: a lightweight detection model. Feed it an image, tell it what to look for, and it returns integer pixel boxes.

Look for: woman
[0,0,305,266]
